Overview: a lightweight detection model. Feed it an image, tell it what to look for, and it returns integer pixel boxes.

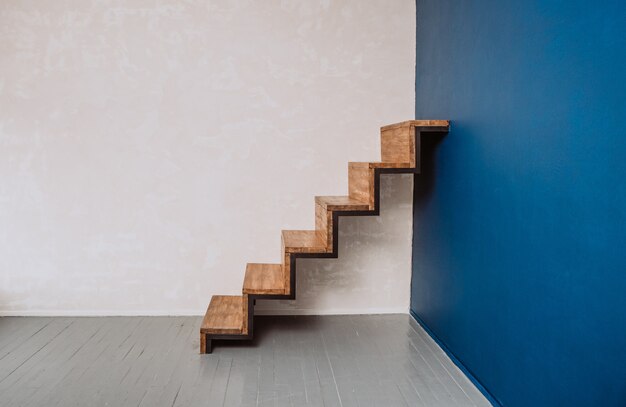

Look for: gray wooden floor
[0,314,490,407]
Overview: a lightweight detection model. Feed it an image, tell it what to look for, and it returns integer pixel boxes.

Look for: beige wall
[0,0,416,315]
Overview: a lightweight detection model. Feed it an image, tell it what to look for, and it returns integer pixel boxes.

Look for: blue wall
[411,1,626,406]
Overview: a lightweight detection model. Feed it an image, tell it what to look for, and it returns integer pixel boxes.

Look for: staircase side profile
[200,119,450,354]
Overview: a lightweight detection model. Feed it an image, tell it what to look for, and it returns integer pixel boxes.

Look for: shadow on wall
[414,132,446,209]
[255,173,415,315]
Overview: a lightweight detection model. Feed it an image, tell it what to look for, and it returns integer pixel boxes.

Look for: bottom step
[200,295,249,354]
[200,295,248,353]
[201,295,248,335]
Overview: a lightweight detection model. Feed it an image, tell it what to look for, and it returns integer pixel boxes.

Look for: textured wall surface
[412,0,626,406]
[0,1,416,315]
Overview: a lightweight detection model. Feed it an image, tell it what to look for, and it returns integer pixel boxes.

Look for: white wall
[0,0,416,316]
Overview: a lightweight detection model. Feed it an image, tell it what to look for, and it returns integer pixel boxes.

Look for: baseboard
[254,307,409,316]
[409,310,502,407]
[0,309,204,317]
[0,307,409,317]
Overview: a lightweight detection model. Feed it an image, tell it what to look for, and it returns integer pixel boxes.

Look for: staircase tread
[282,230,330,253]
[349,161,412,169]
[315,196,371,211]
[381,119,449,131]
[243,263,287,295]
[201,295,247,335]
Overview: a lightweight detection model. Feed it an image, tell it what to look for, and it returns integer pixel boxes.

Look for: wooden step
[349,161,412,169]
[380,119,449,131]
[243,263,287,295]
[200,295,248,335]
[281,230,329,291]
[315,195,371,211]
[380,120,449,167]
[315,196,371,248]
[281,230,330,253]
[348,162,375,208]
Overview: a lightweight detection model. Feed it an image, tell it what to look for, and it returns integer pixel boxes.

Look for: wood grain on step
[280,230,329,289]
[201,295,247,335]
[315,202,332,248]
[315,196,371,248]
[282,246,291,290]
[200,332,207,354]
[242,293,249,334]
[315,196,371,210]
[349,162,412,169]
[380,119,449,131]
[243,263,287,295]
[348,163,375,209]
[281,230,329,253]
[380,120,449,167]
[380,122,416,167]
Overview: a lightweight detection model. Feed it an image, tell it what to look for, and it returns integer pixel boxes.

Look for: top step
[381,120,449,131]
[380,120,449,167]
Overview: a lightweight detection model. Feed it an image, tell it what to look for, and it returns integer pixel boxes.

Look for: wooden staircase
[200,119,449,353]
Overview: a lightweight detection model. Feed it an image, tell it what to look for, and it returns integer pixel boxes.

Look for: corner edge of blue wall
[409,310,503,407]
